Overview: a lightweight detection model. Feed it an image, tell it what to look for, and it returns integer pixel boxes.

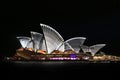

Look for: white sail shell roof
[41,39,47,51]
[64,42,74,51]
[30,31,44,52]
[16,24,106,55]
[16,36,32,48]
[81,44,106,56]
[40,23,64,53]
[65,37,86,53]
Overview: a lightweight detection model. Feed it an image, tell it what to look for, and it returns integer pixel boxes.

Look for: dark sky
[0,1,120,56]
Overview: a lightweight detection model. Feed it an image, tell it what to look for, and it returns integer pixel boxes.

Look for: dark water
[0,60,120,79]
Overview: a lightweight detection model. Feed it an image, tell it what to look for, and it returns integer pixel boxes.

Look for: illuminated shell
[40,23,64,54]
[81,44,106,56]
[16,36,32,48]
[30,31,43,52]
[65,37,86,53]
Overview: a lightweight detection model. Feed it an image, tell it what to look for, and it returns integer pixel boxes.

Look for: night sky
[0,1,120,57]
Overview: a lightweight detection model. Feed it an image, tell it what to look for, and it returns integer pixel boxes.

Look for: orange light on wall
[37,50,47,54]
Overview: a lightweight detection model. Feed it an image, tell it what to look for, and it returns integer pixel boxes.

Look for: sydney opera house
[5,23,120,61]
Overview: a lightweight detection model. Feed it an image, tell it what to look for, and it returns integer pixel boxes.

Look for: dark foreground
[0,60,120,79]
